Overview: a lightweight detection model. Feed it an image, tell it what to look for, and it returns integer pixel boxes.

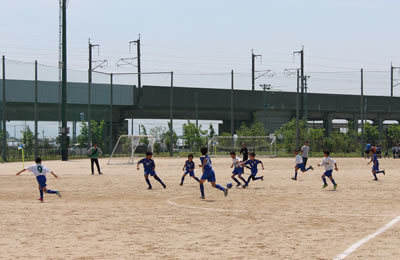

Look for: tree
[387,124,400,144]
[140,124,149,146]
[208,124,216,140]
[163,122,178,152]
[21,126,34,156]
[183,121,207,151]
[77,120,105,149]
[274,118,307,153]
[363,122,379,143]
[150,126,167,154]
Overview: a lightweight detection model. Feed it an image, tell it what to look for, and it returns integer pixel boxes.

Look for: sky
[2,0,400,137]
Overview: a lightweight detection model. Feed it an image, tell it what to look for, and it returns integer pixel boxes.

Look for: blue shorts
[232,167,243,175]
[372,165,379,171]
[201,170,216,182]
[250,170,258,176]
[144,170,156,176]
[323,170,333,177]
[36,175,47,188]
[296,163,306,171]
[185,170,195,177]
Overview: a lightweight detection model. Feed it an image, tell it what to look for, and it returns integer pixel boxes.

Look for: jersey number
[37,166,43,173]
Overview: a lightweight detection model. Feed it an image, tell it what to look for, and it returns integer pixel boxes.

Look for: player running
[318,150,338,190]
[368,148,386,181]
[180,154,200,186]
[242,152,264,188]
[292,149,313,181]
[16,157,62,202]
[230,151,247,187]
[199,147,228,199]
[137,152,166,189]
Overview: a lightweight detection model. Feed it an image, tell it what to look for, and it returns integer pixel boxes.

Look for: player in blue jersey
[292,149,313,180]
[16,157,62,202]
[198,147,228,199]
[180,154,200,186]
[137,152,166,189]
[367,148,386,181]
[230,151,247,187]
[242,152,264,188]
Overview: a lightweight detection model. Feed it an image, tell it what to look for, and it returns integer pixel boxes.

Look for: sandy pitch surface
[1,157,399,259]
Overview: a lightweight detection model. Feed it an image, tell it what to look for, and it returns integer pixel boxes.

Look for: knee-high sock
[294,171,298,179]
[215,184,225,192]
[322,176,327,185]
[253,176,262,181]
[232,177,241,185]
[154,175,165,186]
[200,183,205,197]
[376,170,384,174]
[46,190,57,194]
[180,176,185,185]
[246,175,252,185]
[305,167,312,171]
[39,190,44,200]
[373,173,378,180]
[330,178,337,185]
[239,176,247,185]
[145,178,152,187]
[193,176,200,182]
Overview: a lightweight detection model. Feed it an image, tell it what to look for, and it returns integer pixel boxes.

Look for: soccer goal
[108,135,156,165]
[208,135,277,157]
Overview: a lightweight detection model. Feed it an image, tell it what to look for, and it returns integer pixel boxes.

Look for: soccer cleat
[147,186,153,190]
[236,183,242,187]
[242,184,247,189]
[291,177,297,181]
[56,191,62,198]
[333,184,338,191]
[200,196,205,199]
[383,170,386,175]
[91,173,94,175]
[162,184,167,189]
[224,188,229,197]
[38,198,43,202]
[310,166,314,170]
[261,176,264,181]
[179,183,183,186]
[99,172,103,175]
[322,184,328,189]
[373,179,378,181]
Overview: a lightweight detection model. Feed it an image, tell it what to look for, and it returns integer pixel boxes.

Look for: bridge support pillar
[323,114,333,137]
[375,116,384,142]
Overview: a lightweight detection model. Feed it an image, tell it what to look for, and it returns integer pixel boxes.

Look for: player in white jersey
[318,150,338,190]
[16,157,61,202]
[301,141,310,166]
[230,151,247,187]
[292,149,313,180]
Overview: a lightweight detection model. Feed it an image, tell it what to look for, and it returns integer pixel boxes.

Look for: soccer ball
[226,183,233,189]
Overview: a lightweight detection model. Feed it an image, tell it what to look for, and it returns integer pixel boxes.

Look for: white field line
[166,197,248,213]
[334,215,400,260]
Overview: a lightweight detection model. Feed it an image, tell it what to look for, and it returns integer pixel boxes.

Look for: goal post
[108,135,156,165]
[208,135,277,157]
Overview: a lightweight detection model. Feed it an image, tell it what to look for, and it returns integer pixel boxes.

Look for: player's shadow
[202,200,217,203]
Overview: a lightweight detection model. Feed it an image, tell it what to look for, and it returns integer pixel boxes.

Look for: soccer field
[1,157,399,259]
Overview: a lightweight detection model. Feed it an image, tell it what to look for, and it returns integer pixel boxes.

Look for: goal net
[208,135,277,157]
[108,135,156,165]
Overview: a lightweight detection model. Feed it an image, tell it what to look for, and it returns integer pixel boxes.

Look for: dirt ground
[1,156,399,260]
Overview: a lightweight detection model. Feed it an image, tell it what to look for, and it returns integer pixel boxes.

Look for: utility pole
[296,69,300,149]
[304,75,310,123]
[169,72,174,157]
[391,63,400,97]
[88,39,99,148]
[251,49,262,91]
[293,46,305,118]
[60,0,68,161]
[2,55,6,161]
[34,60,39,158]
[259,84,272,130]
[195,91,199,128]
[360,68,364,158]
[231,70,234,135]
